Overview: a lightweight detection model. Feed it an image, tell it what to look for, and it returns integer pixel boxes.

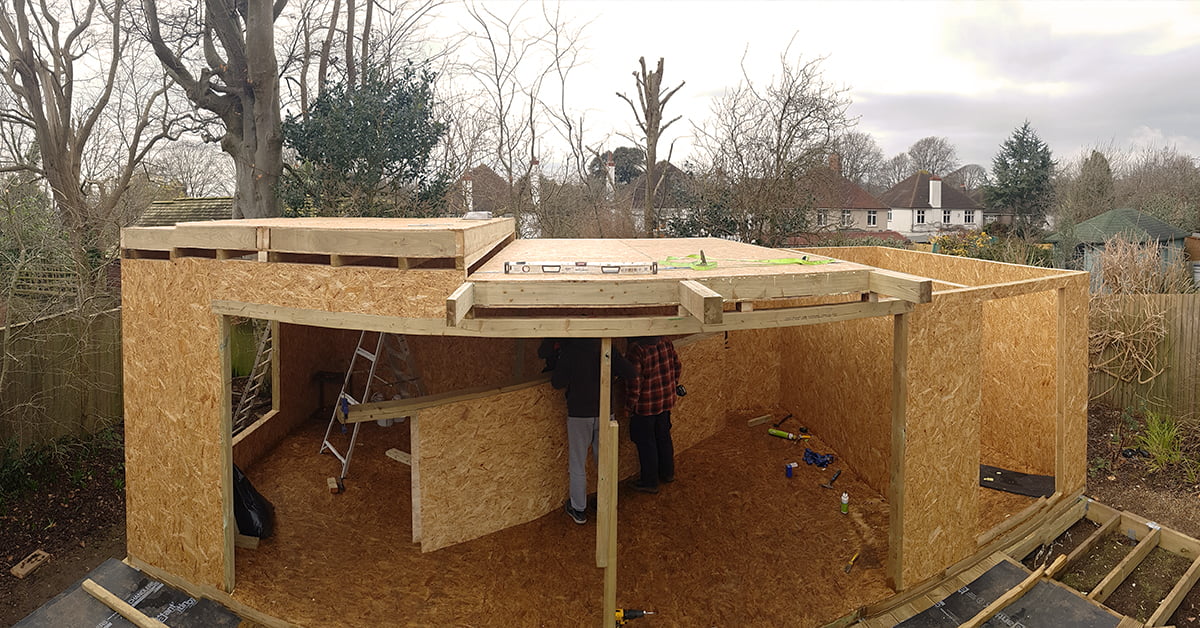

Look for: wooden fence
[1089,294,1200,418]
[0,308,123,451]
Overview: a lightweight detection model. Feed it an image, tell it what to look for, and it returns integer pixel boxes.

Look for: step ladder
[319,331,424,491]
[232,323,272,435]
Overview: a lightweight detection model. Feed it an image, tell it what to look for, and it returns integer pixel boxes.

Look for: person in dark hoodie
[550,338,637,525]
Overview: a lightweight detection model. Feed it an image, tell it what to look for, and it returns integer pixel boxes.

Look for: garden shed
[118,217,1089,626]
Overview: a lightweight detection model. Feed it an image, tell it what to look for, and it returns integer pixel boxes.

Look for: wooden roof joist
[449,267,931,326]
[212,296,913,339]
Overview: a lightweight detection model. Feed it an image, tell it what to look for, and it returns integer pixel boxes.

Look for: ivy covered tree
[587,146,646,184]
[985,121,1055,231]
[279,66,448,217]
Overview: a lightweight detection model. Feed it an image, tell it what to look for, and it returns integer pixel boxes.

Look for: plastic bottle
[840,492,849,515]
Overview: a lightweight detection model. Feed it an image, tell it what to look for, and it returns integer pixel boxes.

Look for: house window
[916,210,925,225]
[867,210,877,227]
[943,210,951,224]
[887,210,893,222]
[964,210,975,224]
[817,210,827,226]
[841,210,852,226]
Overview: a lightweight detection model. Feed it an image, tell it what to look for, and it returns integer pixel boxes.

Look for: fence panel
[1089,294,1200,418]
[0,308,123,450]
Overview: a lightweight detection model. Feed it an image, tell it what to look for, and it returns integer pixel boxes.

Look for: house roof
[452,165,512,213]
[805,167,889,211]
[622,161,690,208]
[135,197,233,226]
[786,229,910,247]
[878,172,982,210]
[1045,208,1191,244]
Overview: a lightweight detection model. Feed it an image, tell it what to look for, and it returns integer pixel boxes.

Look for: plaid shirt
[625,338,681,416]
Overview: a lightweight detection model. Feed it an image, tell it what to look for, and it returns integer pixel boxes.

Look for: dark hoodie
[550,338,638,417]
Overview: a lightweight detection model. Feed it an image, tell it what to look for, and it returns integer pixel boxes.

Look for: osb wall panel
[778,317,893,494]
[899,300,984,585]
[800,246,1060,287]
[980,292,1056,475]
[1059,276,1090,494]
[405,336,542,395]
[416,382,568,552]
[722,329,783,419]
[218,261,463,319]
[123,259,227,590]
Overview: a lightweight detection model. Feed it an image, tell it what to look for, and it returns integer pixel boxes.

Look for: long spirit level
[503,261,658,275]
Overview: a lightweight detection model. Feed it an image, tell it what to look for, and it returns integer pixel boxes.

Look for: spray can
[768,428,810,441]
[785,462,798,478]
[841,492,849,515]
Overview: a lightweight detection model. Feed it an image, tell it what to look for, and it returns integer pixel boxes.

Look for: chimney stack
[929,175,942,209]
[829,153,842,175]
[605,152,616,203]
[530,157,541,207]
[463,172,474,213]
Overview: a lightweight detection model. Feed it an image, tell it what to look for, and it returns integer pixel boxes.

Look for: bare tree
[148,140,234,197]
[143,0,287,219]
[617,57,684,237]
[870,152,913,194]
[689,51,851,245]
[832,131,883,186]
[1115,146,1200,231]
[944,163,987,195]
[0,0,180,272]
[456,1,583,235]
[907,136,960,176]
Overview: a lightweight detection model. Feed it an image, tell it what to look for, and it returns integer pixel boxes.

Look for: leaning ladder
[232,323,272,435]
[319,331,423,491]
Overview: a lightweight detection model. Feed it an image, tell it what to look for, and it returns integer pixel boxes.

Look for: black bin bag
[232,464,275,539]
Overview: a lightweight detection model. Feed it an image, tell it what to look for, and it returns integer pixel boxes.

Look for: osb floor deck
[233,418,1037,627]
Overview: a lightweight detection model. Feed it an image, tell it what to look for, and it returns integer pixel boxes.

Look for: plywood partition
[778,316,894,494]
[123,259,229,590]
[1058,277,1090,494]
[415,381,567,552]
[894,298,983,586]
[981,292,1056,475]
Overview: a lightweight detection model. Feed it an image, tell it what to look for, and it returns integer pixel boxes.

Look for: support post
[1054,286,1068,498]
[595,338,618,626]
[218,316,236,593]
[887,312,909,590]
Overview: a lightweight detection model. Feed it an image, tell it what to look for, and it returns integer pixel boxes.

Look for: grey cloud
[851,36,1200,167]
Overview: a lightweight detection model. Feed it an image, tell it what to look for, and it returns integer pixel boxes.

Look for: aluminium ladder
[319,331,424,490]
[232,323,272,435]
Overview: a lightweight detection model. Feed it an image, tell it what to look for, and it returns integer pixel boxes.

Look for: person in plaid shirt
[625,336,683,493]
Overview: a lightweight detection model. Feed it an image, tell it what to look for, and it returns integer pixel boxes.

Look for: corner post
[887,312,909,590]
[218,315,236,593]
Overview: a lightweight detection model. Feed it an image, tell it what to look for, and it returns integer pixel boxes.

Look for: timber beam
[868,269,933,304]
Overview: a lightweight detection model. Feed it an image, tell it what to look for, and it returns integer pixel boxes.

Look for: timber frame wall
[120,219,1087,624]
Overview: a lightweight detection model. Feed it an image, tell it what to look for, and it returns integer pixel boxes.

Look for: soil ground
[6,403,1200,625]
[0,427,127,626]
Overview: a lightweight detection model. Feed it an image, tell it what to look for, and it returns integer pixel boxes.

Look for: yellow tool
[844,550,860,574]
[615,608,654,625]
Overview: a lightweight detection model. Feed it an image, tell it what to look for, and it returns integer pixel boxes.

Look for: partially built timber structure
[119,217,1090,626]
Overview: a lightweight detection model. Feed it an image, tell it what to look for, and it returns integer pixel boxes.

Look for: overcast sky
[430,0,1200,170]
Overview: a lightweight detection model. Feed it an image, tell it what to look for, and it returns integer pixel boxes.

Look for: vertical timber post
[218,316,236,593]
[596,338,618,626]
[1054,286,1068,500]
[887,312,909,590]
